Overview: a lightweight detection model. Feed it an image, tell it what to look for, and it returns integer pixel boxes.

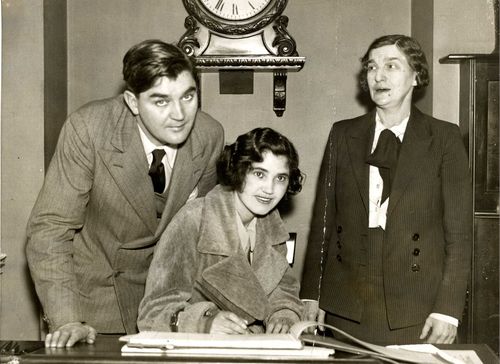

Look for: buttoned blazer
[26,95,224,334]
[138,185,303,333]
[301,107,472,329]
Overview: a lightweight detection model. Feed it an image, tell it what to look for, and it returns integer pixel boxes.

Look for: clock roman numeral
[215,0,224,11]
[248,1,255,10]
[232,3,238,15]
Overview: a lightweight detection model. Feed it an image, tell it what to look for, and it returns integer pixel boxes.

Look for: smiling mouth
[255,196,273,204]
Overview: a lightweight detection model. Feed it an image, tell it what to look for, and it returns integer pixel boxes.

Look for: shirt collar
[375,112,410,141]
[137,124,177,168]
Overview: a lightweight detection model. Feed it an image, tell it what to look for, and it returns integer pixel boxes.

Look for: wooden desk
[1,336,498,364]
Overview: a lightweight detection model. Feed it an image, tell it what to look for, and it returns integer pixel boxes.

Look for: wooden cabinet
[442,54,499,354]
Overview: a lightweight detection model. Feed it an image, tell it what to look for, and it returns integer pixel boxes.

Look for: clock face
[200,0,272,21]
[183,0,287,35]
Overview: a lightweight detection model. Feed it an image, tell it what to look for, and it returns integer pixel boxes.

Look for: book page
[438,350,483,364]
[120,331,303,350]
[121,345,334,359]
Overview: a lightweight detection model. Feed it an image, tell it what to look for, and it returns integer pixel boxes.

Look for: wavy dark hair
[359,34,430,92]
[122,39,198,95]
[217,128,303,196]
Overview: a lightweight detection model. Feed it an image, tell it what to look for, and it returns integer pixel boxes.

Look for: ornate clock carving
[178,0,305,116]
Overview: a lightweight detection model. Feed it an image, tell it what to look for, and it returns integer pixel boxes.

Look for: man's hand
[45,322,97,348]
[302,300,326,333]
[209,311,249,334]
[420,316,457,344]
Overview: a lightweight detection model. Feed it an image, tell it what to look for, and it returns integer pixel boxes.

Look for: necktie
[149,149,166,193]
[247,244,254,265]
[366,129,401,203]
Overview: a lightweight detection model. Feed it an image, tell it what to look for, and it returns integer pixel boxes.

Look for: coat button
[411,263,420,272]
[337,226,343,234]
[413,248,420,256]
[412,233,420,241]
[337,241,341,249]
[336,254,342,262]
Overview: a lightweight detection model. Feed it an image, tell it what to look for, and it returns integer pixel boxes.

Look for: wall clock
[184,0,284,36]
[178,0,305,116]
[200,0,272,21]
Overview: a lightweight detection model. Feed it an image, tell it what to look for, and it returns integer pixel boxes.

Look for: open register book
[120,321,478,363]
[119,321,334,359]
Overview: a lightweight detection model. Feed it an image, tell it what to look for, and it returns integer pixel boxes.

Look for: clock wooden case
[178,0,305,116]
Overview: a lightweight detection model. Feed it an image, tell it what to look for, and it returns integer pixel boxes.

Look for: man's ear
[123,90,139,115]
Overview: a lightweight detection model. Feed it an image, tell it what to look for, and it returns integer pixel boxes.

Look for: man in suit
[26,39,224,347]
[301,34,472,345]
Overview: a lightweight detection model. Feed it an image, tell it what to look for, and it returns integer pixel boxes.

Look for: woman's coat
[138,185,303,332]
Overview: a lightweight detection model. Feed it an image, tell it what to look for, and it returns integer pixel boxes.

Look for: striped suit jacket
[301,107,472,329]
[26,95,224,334]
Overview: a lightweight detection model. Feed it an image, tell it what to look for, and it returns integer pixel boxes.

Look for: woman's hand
[420,316,457,344]
[266,316,295,333]
[302,300,325,333]
[266,309,300,333]
[209,311,249,334]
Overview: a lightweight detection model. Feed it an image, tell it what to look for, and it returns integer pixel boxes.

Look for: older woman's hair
[359,34,430,92]
[217,128,303,195]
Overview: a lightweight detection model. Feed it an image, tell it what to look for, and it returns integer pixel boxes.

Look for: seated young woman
[137,127,304,334]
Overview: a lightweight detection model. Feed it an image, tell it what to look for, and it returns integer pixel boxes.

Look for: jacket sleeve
[432,124,472,319]
[26,113,94,331]
[300,123,338,300]
[137,203,218,333]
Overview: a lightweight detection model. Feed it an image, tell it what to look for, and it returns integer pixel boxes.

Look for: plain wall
[0,0,496,339]
[1,0,45,339]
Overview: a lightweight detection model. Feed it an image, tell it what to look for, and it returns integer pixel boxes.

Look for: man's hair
[122,39,198,94]
[359,34,430,92]
[217,127,303,196]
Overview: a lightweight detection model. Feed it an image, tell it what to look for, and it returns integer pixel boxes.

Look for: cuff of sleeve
[177,302,219,333]
[430,313,459,327]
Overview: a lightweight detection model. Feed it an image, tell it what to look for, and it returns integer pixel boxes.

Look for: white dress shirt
[368,114,409,229]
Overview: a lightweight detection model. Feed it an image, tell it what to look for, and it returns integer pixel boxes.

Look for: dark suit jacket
[301,107,472,329]
[26,95,224,334]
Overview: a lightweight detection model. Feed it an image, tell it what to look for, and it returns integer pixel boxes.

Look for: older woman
[138,127,303,334]
[301,34,472,345]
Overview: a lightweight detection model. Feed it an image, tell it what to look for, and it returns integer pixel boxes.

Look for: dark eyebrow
[386,57,403,62]
[367,57,402,64]
[148,86,197,99]
[253,167,290,176]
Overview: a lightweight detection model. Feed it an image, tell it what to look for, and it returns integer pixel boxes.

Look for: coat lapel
[346,111,375,216]
[251,212,290,295]
[387,108,433,217]
[99,106,157,234]
[155,119,206,236]
[196,187,290,296]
